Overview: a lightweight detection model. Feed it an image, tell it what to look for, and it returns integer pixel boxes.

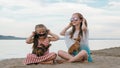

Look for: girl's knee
[79,50,88,57]
[81,50,88,58]
[49,52,57,60]
[58,50,64,55]
[52,55,57,59]
[51,52,57,57]
[81,50,87,54]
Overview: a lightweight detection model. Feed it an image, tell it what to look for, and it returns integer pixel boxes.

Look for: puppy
[68,37,81,55]
[32,44,51,57]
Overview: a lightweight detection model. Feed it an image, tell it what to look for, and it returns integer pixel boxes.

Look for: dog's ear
[45,44,51,49]
[74,38,80,42]
[48,44,51,46]
[40,44,44,46]
[32,48,37,54]
[77,37,81,42]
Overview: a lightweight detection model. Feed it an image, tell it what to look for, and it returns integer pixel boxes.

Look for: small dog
[68,37,81,55]
[32,44,51,57]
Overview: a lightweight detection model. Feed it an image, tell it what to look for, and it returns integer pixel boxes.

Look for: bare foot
[80,56,88,63]
[56,60,67,64]
[39,60,54,64]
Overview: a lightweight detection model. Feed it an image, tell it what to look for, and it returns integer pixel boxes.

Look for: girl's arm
[82,18,88,41]
[26,32,34,44]
[48,30,59,41]
[60,23,72,36]
[82,18,87,32]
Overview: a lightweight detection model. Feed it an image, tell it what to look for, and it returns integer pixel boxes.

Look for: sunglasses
[70,17,79,22]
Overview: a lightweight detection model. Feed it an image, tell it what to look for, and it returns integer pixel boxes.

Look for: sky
[0,0,120,38]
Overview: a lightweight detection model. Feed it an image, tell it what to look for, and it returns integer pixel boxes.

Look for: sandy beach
[0,47,120,68]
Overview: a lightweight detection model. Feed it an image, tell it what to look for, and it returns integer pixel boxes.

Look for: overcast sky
[0,0,120,38]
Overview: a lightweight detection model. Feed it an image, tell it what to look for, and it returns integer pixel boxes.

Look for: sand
[0,47,120,68]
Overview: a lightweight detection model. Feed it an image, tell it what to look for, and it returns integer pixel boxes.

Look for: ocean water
[0,40,120,60]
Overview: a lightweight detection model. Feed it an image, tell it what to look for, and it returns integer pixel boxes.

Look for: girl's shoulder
[65,30,71,35]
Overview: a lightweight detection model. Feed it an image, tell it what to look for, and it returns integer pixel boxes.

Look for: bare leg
[58,50,73,60]
[68,50,88,62]
[57,50,74,64]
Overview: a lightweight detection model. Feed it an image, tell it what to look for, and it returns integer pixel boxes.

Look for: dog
[32,44,51,57]
[68,37,81,55]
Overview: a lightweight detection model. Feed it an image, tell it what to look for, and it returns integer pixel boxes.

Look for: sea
[0,39,120,60]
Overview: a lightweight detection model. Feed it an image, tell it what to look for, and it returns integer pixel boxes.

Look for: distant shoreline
[1,35,120,40]
[0,38,26,40]
[0,35,26,40]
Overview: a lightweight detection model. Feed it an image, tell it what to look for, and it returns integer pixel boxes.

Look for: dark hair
[33,24,49,49]
[70,13,87,38]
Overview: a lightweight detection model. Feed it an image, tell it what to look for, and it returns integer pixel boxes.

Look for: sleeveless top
[37,38,50,55]
[38,38,50,46]
[65,30,93,62]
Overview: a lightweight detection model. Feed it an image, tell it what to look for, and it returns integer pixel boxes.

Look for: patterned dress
[23,38,55,65]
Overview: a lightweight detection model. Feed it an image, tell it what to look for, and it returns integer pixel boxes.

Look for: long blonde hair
[70,13,87,38]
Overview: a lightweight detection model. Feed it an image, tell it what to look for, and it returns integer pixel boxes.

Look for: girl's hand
[31,31,36,37]
[48,30,59,41]
[82,18,87,31]
[47,29,51,35]
[82,18,86,23]
[60,22,72,36]
[26,31,35,44]
[69,22,73,26]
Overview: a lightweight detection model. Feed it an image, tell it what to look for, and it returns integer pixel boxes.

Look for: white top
[65,30,88,49]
